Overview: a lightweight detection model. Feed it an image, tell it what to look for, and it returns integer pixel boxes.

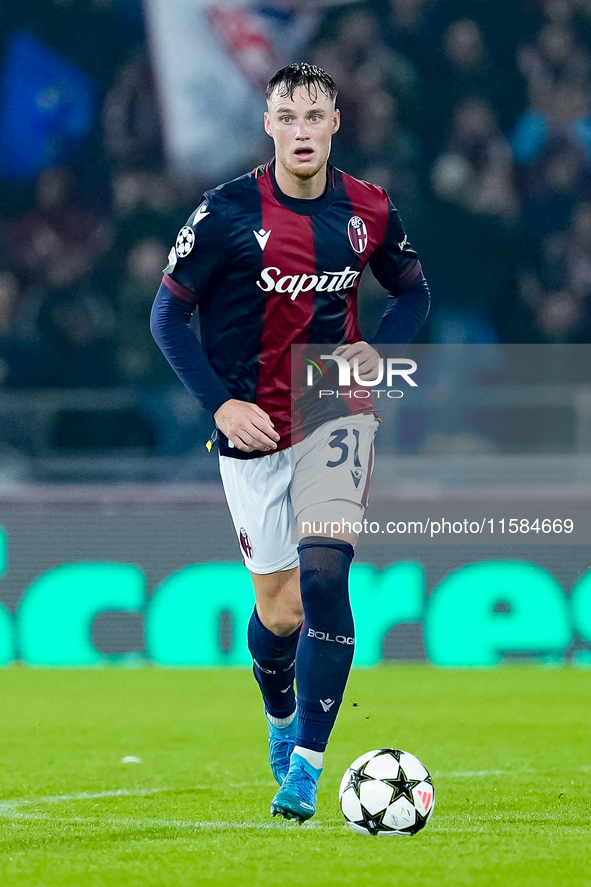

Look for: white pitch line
[0,787,175,814]
[4,812,342,830]
[0,785,266,815]
[0,787,344,830]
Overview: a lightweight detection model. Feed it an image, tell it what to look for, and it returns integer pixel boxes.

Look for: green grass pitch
[1,665,590,887]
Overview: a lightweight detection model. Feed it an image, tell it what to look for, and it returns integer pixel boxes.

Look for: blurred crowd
[2,0,591,398]
[315,0,591,344]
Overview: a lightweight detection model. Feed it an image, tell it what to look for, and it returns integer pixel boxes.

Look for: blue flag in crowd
[0,30,96,180]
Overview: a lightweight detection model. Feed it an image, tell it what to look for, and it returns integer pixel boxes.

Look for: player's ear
[264,111,273,137]
[332,108,340,135]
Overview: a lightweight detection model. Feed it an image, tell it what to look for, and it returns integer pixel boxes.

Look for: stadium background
[0,0,590,668]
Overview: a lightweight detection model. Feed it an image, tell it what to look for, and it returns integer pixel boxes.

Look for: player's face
[264,85,340,193]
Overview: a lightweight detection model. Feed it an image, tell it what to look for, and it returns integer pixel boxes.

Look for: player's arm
[150,281,230,414]
[151,285,279,453]
[332,274,430,378]
[333,281,431,380]
[370,274,431,344]
[150,204,278,453]
[368,199,431,345]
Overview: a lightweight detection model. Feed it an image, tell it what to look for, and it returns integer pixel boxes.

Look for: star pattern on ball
[355,801,397,836]
[175,226,196,258]
[384,766,422,805]
[344,768,363,793]
[350,759,410,835]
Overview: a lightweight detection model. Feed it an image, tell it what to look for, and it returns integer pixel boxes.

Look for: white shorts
[219,413,378,574]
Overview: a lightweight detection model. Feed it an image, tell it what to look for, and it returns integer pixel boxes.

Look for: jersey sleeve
[368,195,430,343]
[150,282,232,416]
[163,193,228,305]
[151,193,233,415]
[371,273,431,345]
[368,198,422,295]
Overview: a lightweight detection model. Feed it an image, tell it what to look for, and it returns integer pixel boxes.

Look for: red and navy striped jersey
[162,161,422,455]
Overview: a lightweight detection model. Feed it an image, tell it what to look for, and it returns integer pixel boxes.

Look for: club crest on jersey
[176,226,195,258]
[239,527,253,559]
[348,216,368,253]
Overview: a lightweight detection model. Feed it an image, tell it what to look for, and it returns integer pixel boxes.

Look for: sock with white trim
[247,607,299,719]
[293,746,324,770]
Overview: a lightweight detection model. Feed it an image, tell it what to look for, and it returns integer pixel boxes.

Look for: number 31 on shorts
[326,428,362,468]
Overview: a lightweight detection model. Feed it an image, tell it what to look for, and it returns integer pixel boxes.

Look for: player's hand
[213,399,280,453]
[333,341,381,381]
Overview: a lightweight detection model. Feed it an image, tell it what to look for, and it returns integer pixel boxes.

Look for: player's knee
[256,596,303,637]
[264,611,303,637]
[252,567,303,635]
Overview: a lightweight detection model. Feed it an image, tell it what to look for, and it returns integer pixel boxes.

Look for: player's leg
[250,566,302,637]
[271,534,355,821]
[218,451,302,784]
[271,414,378,821]
[248,567,303,783]
[248,568,302,722]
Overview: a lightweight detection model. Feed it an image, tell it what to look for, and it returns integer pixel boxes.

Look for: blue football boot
[267,711,298,785]
[270,752,322,821]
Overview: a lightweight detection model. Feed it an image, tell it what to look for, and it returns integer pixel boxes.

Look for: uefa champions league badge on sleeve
[175,226,196,258]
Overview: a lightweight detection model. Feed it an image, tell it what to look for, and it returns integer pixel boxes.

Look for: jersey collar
[267,159,337,216]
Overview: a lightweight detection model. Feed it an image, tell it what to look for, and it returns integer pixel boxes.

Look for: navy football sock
[247,607,299,719]
[295,537,355,753]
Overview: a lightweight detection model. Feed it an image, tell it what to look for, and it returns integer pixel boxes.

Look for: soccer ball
[339,748,435,836]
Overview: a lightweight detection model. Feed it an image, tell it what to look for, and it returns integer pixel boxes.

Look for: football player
[151,63,430,821]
